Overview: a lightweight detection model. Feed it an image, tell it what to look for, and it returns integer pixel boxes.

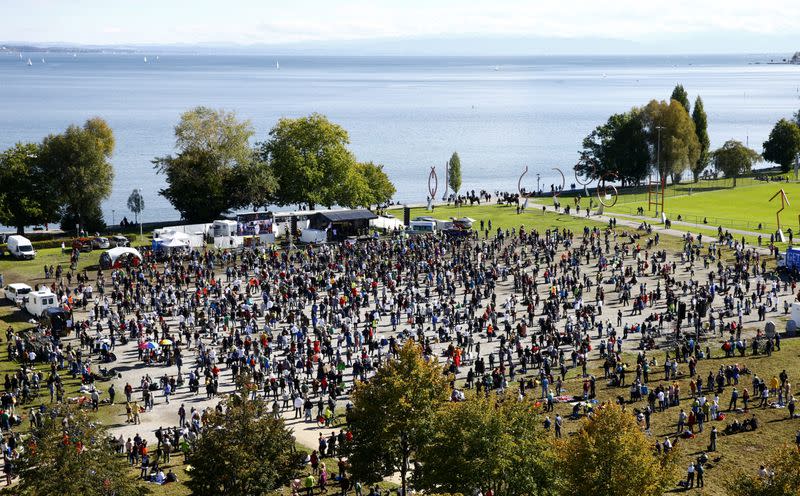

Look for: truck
[779,247,800,272]
[6,235,36,259]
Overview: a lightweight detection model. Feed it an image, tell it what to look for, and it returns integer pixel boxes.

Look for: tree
[186,392,301,495]
[556,404,676,496]
[13,406,147,496]
[670,84,690,114]
[346,340,450,496]
[38,117,115,231]
[726,445,800,496]
[448,152,462,195]
[641,99,701,184]
[346,161,396,207]
[691,96,711,181]
[154,107,276,222]
[262,113,355,209]
[577,111,650,186]
[0,142,60,234]
[763,118,800,173]
[417,393,555,496]
[712,140,761,186]
[127,188,145,224]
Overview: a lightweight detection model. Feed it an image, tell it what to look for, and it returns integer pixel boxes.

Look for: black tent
[309,210,377,241]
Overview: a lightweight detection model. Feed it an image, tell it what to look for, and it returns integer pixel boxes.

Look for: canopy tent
[308,209,378,241]
[100,247,143,269]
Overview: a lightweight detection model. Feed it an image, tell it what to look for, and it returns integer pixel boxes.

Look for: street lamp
[536,173,541,194]
[655,125,664,214]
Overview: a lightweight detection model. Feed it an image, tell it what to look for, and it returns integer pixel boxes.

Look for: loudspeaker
[403,207,410,226]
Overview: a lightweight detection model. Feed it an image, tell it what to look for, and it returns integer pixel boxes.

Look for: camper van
[4,283,32,306]
[6,235,36,259]
[23,288,59,317]
[212,220,238,238]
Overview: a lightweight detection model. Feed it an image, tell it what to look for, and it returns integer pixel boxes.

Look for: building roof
[312,210,378,222]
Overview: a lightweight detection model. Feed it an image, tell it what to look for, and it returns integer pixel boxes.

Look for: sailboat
[27,58,32,66]
[494,65,499,71]
[143,56,148,63]
[276,61,280,69]
[41,58,45,64]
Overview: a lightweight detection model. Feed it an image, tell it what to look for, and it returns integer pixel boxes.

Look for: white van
[6,235,36,260]
[4,283,33,306]
[24,289,59,317]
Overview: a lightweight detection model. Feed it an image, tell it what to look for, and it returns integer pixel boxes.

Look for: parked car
[111,235,131,247]
[92,237,111,249]
[40,307,73,337]
[4,283,32,306]
[69,237,94,253]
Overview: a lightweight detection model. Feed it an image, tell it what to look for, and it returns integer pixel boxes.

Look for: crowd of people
[2,203,798,492]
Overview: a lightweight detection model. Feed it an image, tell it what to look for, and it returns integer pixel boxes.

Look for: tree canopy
[345,340,449,496]
[726,445,800,496]
[762,118,800,173]
[13,407,147,496]
[641,99,701,183]
[185,393,301,495]
[38,117,116,231]
[712,139,761,185]
[154,107,277,222]
[127,188,145,224]
[448,152,462,195]
[670,84,691,114]
[417,393,555,496]
[262,113,394,209]
[577,111,650,186]
[691,96,711,181]
[0,142,60,234]
[556,404,676,496]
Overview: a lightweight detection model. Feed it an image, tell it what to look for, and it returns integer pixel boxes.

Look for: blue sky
[3,0,800,53]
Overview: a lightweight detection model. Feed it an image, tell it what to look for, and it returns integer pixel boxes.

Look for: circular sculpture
[596,172,619,207]
[574,159,595,187]
[552,167,565,199]
[518,166,528,197]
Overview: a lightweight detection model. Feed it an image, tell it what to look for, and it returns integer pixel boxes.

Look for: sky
[3,0,800,54]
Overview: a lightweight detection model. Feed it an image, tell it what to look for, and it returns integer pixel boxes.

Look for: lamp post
[536,174,541,194]
[656,125,664,214]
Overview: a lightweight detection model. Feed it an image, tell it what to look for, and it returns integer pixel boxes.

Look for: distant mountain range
[0,44,133,54]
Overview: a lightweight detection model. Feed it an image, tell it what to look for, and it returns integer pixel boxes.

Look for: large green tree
[556,404,676,496]
[346,340,449,496]
[641,99,701,184]
[763,118,800,173]
[712,139,761,186]
[262,113,358,209]
[417,393,555,496]
[577,111,650,186]
[0,142,60,234]
[186,392,301,495]
[448,152,462,195]
[154,107,276,222]
[347,161,396,207]
[670,84,691,114]
[691,96,711,181]
[13,406,147,496]
[38,117,115,231]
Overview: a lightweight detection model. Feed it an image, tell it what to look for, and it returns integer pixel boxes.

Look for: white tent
[101,247,144,269]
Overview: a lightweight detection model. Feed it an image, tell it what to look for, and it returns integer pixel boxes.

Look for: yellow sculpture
[769,189,790,232]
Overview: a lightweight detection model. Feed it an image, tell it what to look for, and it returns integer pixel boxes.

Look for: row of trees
[155,108,397,222]
[0,118,115,233]
[346,341,675,496]
[576,85,709,185]
[577,84,800,185]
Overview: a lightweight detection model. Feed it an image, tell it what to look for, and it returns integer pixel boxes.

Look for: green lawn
[604,181,800,234]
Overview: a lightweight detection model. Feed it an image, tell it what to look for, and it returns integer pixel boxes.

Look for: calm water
[1,52,799,224]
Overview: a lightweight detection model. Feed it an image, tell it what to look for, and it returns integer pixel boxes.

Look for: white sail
[143,56,147,63]
[27,58,32,66]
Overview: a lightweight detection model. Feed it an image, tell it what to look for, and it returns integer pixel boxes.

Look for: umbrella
[159,339,173,346]
[144,342,158,350]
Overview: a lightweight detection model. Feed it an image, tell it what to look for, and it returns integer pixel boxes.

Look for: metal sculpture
[597,172,620,207]
[518,165,528,197]
[770,189,790,232]
[428,166,438,200]
[574,162,620,211]
[552,167,565,206]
